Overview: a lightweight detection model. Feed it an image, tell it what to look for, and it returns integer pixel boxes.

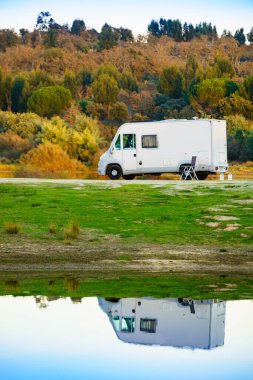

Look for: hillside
[0,16,253,175]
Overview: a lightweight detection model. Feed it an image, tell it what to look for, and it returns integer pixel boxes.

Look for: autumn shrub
[64,277,80,292]
[20,143,84,173]
[193,78,226,112]
[109,101,129,123]
[0,132,32,160]
[40,115,100,162]
[4,222,20,234]
[64,220,80,240]
[0,111,42,138]
[225,114,253,134]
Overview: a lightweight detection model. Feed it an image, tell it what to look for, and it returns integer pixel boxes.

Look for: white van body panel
[99,297,226,349]
[98,119,228,176]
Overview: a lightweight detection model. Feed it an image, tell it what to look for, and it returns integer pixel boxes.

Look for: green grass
[0,182,252,247]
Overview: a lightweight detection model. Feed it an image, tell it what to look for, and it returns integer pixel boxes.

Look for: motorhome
[99,297,226,349]
[97,118,228,180]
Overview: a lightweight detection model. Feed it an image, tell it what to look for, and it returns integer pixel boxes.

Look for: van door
[122,134,137,171]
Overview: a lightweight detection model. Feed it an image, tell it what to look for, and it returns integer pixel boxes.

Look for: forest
[0,11,253,176]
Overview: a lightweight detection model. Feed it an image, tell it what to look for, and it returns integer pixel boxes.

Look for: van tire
[122,174,135,180]
[196,172,208,180]
[106,164,122,180]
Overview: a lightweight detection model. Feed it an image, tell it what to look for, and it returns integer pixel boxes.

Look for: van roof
[120,118,225,128]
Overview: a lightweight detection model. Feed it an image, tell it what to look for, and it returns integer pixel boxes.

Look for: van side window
[142,135,158,148]
[140,318,157,333]
[123,134,136,149]
[114,135,121,150]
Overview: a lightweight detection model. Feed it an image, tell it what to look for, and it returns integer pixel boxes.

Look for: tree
[64,69,78,97]
[27,70,55,91]
[171,19,183,42]
[184,55,202,91]
[147,20,160,37]
[222,29,232,38]
[194,78,226,112]
[27,86,72,118]
[240,76,253,102]
[92,74,119,116]
[30,29,40,48]
[247,27,253,43]
[234,28,246,46]
[220,92,253,119]
[19,29,29,44]
[120,70,138,92]
[117,27,134,42]
[36,11,55,31]
[225,81,240,97]
[109,102,129,123]
[0,29,19,52]
[70,19,86,35]
[213,57,235,78]
[98,23,119,50]
[0,67,4,110]
[183,23,195,41]
[227,129,253,162]
[158,66,185,98]
[11,76,29,113]
[95,64,121,85]
[43,28,58,47]
[80,70,92,95]
[225,114,253,134]
[2,74,13,111]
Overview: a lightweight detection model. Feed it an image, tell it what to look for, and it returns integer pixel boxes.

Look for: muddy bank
[0,242,252,275]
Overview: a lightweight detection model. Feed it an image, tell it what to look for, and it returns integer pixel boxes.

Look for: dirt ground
[0,241,252,275]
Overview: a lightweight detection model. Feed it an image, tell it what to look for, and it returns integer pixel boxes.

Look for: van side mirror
[110,146,114,154]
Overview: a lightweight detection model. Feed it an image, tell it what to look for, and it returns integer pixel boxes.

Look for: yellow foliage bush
[20,143,84,172]
[0,111,42,139]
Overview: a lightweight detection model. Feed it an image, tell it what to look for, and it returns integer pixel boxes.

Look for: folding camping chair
[180,156,198,180]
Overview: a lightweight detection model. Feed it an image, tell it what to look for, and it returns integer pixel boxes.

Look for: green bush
[27,85,72,118]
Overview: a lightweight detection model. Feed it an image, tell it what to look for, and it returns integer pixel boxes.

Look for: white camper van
[97,118,228,180]
[99,297,226,349]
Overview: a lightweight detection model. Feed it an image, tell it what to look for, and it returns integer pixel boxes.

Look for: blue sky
[0,0,252,36]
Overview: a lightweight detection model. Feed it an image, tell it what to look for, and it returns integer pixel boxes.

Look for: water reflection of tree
[34,295,62,308]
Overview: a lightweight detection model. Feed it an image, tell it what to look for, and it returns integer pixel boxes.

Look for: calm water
[0,296,253,380]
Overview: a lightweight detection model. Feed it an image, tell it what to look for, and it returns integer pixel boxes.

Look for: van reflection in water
[99,298,226,350]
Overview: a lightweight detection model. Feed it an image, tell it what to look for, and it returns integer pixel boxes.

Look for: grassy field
[0,181,252,246]
[0,180,252,298]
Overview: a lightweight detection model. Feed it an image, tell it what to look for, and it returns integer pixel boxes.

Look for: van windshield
[114,135,121,150]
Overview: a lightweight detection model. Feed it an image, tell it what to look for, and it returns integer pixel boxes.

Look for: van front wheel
[106,164,122,180]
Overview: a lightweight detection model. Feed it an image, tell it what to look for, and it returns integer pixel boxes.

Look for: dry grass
[48,223,57,234]
[64,220,80,240]
[4,222,20,234]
